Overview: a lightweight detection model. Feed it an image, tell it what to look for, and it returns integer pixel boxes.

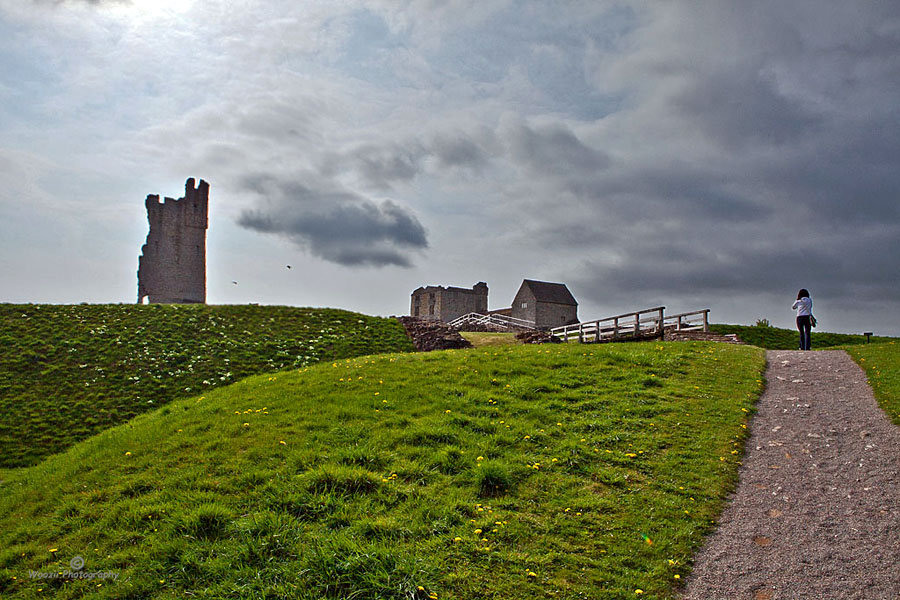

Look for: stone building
[410,282,488,322]
[510,279,578,329]
[137,178,209,304]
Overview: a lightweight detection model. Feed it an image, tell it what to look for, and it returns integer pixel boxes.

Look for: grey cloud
[320,129,495,189]
[672,70,822,150]
[502,119,610,177]
[429,132,490,170]
[592,162,771,223]
[237,174,428,268]
[321,119,606,195]
[33,0,129,4]
[319,143,423,191]
[347,144,423,190]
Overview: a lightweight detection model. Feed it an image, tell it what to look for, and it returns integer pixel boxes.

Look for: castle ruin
[137,178,209,304]
[410,282,488,322]
[409,279,578,330]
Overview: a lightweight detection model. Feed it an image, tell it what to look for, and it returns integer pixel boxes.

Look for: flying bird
[232,281,238,285]
[286,265,292,269]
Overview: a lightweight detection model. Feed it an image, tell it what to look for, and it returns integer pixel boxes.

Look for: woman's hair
[797,288,810,300]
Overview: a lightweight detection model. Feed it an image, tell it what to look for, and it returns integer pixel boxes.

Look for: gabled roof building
[510,279,578,329]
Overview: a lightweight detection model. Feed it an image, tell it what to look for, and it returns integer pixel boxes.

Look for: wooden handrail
[551,306,710,342]
[663,309,710,332]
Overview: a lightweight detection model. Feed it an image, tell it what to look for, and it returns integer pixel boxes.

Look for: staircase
[447,312,537,331]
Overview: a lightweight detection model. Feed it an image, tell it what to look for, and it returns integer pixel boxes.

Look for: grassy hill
[0,341,765,600]
[0,304,414,468]
[710,323,891,350]
[845,341,900,426]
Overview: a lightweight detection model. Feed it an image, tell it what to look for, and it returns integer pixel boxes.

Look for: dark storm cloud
[524,0,900,327]
[758,118,900,225]
[566,210,900,322]
[237,174,428,268]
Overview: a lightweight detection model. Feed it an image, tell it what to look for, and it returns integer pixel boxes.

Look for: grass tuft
[178,503,234,540]
[476,460,513,497]
[302,464,383,496]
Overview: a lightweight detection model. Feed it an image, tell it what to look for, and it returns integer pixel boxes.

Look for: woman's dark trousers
[797,315,811,350]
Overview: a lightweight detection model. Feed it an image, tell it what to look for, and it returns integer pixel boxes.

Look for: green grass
[0,304,414,468]
[710,323,892,350]
[459,332,519,347]
[0,341,765,599]
[845,341,900,426]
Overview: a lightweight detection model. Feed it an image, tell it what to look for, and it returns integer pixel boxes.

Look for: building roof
[521,279,577,305]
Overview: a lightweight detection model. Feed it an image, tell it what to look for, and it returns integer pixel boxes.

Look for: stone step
[664,330,745,344]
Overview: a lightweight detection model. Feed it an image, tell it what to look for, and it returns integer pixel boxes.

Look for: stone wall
[137,178,208,304]
[510,286,537,324]
[534,301,578,329]
[410,282,488,322]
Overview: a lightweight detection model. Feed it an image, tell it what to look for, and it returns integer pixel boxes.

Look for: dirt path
[683,350,900,600]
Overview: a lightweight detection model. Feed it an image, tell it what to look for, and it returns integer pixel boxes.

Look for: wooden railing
[551,307,711,343]
[551,307,666,343]
[447,312,537,331]
[663,309,710,332]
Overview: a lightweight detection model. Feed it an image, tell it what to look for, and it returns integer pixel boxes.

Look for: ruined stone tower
[137,178,209,304]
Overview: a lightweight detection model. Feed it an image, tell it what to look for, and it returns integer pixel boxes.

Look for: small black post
[864,332,873,343]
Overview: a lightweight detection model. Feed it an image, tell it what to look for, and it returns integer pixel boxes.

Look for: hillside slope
[0,304,414,468]
[0,341,765,599]
[710,323,891,350]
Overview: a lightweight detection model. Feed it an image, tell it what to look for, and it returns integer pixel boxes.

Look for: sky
[1,0,899,335]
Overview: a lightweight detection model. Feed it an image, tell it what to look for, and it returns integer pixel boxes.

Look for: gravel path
[683,350,900,600]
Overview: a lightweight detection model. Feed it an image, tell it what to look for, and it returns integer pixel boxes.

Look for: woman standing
[792,289,813,350]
